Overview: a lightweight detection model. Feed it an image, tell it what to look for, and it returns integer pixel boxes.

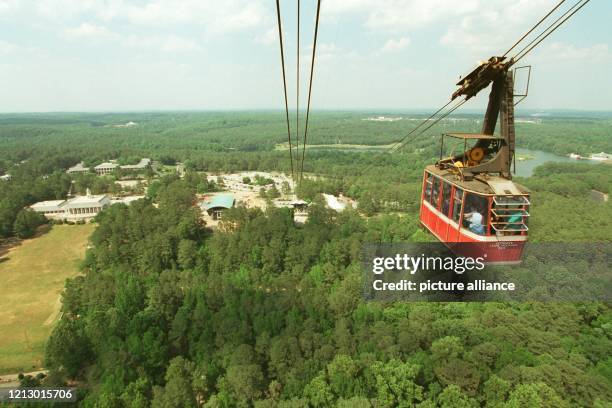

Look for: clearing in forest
[0,224,95,375]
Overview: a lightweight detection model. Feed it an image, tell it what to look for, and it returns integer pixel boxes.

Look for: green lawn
[0,224,95,375]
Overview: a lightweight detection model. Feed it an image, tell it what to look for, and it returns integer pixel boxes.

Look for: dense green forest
[1,112,610,406]
[37,173,611,406]
[0,111,610,167]
[2,111,610,239]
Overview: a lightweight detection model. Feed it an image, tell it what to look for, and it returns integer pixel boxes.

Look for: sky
[0,0,610,112]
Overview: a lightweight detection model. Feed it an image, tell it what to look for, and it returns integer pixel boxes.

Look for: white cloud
[318,43,340,63]
[156,35,200,53]
[324,0,479,31]
[63,23,117,40]
[367,0,479,32]
[16,0,269,36]
[318,43,341,55]
[62,22,201,53]
[123,34,201,53]
[439,0,561,53]
[0,0,609,111]
[382,37,411,52]
[62,20,203,52]
[300,42,345,63]
[36,0,101,20]
[0,0,19,16]
[542,42,610,61]
[100,0,268,34]
[211,2,267,34]
[0,40,17,53]
[324,0,566,55]
[323,0,374,15]
[255,27,277,46]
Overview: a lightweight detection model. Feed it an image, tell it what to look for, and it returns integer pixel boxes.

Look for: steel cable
[299,0,322,182]
[275,0,295,183]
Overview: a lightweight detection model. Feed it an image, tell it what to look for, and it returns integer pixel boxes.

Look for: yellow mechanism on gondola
[468,147,485,162]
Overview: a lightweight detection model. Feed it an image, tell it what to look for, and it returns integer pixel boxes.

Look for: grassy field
[0,224,95,375]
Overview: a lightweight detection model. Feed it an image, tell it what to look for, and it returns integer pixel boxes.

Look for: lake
[513,148,598,177]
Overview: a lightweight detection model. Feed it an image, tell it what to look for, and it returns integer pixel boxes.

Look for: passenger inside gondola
[464,206,485,235]
[462,193,489,235]
[441,182,452,216]
[503,211,524,234]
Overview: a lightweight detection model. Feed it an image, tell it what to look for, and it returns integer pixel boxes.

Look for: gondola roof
[425,164,529,196]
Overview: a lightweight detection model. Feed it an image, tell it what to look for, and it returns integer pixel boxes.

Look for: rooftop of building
[64,194,109,208]
[290,199,309,206]
[67,162,88,171]
[120,158,151,169]
[110,195,145,205]
[322,194,346,211]
[200,194,235,210]
[95,162,118,169]
[30,200,66,210]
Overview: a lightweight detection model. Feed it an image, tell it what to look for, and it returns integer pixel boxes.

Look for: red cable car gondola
[419,57,530,264]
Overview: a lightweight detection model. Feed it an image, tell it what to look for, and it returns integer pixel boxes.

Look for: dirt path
[43,296,63,326]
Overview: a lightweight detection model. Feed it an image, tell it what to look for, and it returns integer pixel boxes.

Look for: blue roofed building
[199,194,235,220]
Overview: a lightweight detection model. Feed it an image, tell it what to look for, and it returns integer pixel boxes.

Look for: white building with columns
[94,162,118,175]
[30,193,111,221]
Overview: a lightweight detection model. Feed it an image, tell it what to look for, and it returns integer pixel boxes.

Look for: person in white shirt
[464,207,485,235]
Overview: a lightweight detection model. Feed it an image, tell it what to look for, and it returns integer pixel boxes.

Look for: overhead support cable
[299,0,322,182]
[388,99,455,152]
[392,98,468,152]
[512,0,590,64]
[275,0,295,183]
[502,0,567,57]
[335,98,467,182]
[296,0,300,182]
[387,0,590,155]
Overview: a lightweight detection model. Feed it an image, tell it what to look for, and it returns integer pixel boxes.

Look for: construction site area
[196,171,357,227]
